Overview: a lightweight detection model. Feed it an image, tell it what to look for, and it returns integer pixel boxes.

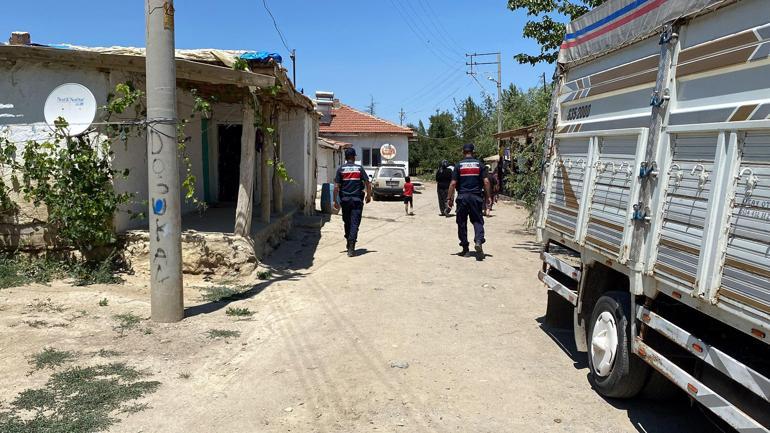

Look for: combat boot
[347,242,356,257]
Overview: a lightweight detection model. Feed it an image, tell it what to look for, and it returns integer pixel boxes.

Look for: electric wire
[398,0,462,59]
[261,0,291,53]
[388,0,458,68]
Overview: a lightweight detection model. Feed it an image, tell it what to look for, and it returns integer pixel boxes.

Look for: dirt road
[0,182,719,433]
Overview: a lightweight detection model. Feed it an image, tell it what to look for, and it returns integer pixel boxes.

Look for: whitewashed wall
[321,133,410,175]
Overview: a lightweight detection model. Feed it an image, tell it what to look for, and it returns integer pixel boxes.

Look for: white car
[371,165,407,200]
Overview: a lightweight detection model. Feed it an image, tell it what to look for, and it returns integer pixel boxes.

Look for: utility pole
[542,72,547,93]
[496,52,502,134]
[146,0,183,323]
[399,107,406,125]
[466,51,503,133]
[290,49,296,87]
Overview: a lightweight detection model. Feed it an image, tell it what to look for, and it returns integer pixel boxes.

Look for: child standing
[403,176,414,215]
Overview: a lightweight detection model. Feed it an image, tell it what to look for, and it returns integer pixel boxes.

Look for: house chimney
[9,32,30,45]
[315,91,334,126]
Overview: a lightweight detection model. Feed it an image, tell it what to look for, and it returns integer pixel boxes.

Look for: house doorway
[217,125,242,202]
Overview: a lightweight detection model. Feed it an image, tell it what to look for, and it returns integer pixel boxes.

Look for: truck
[536,0,770,431]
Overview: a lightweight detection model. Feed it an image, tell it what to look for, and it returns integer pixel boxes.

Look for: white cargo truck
[536,0,770,431]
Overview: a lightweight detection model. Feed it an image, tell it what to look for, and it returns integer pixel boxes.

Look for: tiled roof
[319,104,414,135]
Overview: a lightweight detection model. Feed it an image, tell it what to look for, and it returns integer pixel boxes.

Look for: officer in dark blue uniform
[334,148,372,257]
[446,143,491,260]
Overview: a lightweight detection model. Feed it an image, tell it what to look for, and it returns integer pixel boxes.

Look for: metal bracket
[669,163,684,184]
[691,163,709,190]
[659,28,679,45]
[639,161,659,179]
[618,161,633,177]
[650,88,671,107]
[736,167,760,196]
[632,202,651,223]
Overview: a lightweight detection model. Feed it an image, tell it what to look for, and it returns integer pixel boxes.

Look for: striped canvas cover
[559,0,734,65]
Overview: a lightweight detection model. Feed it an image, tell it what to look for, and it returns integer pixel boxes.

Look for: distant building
[315,92,413,177]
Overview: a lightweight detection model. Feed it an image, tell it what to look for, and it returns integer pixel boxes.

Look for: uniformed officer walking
[435,160,453,216]
[446,143,491,260]
[334,148,372,257]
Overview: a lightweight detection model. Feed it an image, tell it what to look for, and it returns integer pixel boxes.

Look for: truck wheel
[587,291,649,398]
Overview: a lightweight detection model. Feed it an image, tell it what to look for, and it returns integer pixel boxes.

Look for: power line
[412,0,463,57]
[407,80,472,115]
[398,0,462,59]
[388,0,459,68]
[261,0,290,52]
[418,0,463,50]
[401,67,464,107]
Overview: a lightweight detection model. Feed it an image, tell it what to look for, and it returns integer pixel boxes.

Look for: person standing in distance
[334,148,372,257]
[446,143,491,259]
[435,160,453,217]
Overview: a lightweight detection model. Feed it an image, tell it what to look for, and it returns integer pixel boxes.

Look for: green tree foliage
[507,0,605,65]
[407,82,553,213]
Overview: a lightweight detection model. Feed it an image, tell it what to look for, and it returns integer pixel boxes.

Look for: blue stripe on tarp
[564,0,652,40]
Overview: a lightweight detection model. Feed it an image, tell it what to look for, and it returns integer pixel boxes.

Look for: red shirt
[403,182,414,197]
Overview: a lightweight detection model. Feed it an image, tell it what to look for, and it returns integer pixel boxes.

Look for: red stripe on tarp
[459,168,480,176]
[342,172,361,180]
[561,0,666,49]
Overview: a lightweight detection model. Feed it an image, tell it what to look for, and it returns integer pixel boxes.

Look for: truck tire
[587,291,649,398]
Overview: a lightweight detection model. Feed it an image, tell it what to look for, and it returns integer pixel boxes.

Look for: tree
[507,0,605,65]
[365,94,377,115]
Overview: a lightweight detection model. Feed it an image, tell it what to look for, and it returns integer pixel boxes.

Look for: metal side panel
[545,137,591,239]
[585,135,638,258]
[638,306,770,404]
[634,340,769,433]
[719,132,770,316]
[654,133,719,290]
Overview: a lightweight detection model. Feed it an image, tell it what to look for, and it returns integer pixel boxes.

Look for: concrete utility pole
[496,52,502,134]
[466,51,503,133]
[399,108,406,126]
[146,0,184,323]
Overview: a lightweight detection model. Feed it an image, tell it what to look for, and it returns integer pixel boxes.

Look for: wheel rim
[590,311,619,377]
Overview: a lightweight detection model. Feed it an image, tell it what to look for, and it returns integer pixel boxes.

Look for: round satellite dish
[380,143,397,160]
[44,83,97,136]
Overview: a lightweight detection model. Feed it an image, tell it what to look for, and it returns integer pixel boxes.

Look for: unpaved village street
[0,182,719,433]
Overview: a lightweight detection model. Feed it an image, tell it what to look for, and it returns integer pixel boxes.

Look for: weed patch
[97,349,122,358]
[199,286,241,303]
[257,270,272,280]
[98,298,109,307]
[112,312,142,335]
[178,372,191,380]
[206,329,241,339]
[0,362,160,433]
[30,348,76,371]
[28,298,66,313]
[0,254,124,289]
[225,307,254,318]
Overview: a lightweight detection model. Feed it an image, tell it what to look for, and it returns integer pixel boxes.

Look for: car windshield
[377,168,404,178]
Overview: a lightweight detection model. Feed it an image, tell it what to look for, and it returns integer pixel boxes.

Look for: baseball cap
[344,148,356,158]
[462,143,475,152]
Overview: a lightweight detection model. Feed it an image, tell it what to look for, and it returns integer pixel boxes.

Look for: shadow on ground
[536,316,723,433]
[185,272,302,318]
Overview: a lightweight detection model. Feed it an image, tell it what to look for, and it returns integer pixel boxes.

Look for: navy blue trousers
[456,194,485,247]
[341,197,364,243]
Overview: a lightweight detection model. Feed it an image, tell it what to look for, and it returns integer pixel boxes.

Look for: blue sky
[3,0,553,126]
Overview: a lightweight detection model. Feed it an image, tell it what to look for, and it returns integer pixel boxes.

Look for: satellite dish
[44,83,97,136]
[380,143,397,161]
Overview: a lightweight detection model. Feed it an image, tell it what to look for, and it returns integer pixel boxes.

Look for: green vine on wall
[0,82,210,252]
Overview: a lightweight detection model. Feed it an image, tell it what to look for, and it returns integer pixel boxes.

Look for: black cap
[344,147,356,158]
[462,143,475,152]
[441,160,449,168]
